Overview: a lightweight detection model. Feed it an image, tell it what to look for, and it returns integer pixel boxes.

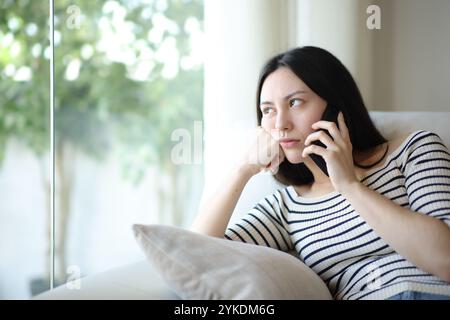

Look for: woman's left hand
[302,111,360,193]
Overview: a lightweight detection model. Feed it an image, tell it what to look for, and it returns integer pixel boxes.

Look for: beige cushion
[133,224,332,300]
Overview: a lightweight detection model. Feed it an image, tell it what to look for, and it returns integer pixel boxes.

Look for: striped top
[225,130,450,300]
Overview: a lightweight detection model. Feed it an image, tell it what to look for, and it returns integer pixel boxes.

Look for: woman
[191,46,450,300]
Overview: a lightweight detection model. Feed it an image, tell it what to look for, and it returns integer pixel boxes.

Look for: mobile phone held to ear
[309,105,340,177]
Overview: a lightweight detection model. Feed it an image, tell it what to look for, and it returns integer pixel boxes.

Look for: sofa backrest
[229,111,450,225]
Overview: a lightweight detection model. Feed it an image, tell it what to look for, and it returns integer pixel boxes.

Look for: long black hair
[256,46,387,186]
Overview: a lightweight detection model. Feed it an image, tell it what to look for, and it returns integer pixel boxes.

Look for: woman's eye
[290,99,303,107]
[262,107,274,115]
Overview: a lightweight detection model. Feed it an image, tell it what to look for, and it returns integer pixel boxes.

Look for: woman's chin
[285,153,304,164]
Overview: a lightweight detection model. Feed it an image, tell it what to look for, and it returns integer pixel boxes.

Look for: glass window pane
[0,0,50,299]
[53,0,204,287]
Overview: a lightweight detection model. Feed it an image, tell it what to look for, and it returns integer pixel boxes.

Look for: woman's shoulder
[397,129,446,149]
[394,129,449,165]
[390,129,446,153]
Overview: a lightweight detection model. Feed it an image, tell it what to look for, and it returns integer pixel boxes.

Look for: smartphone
[309,104,340,177]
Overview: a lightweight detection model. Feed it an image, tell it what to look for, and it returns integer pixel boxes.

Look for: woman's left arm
[303,113,450,282]
[340,181,450,283]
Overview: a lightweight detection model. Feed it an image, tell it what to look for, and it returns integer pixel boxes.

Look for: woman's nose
[275,110,291,131]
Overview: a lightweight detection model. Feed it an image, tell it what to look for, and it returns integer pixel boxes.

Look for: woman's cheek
[260,118,272,131]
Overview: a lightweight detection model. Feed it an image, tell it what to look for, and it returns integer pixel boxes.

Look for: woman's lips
[279,139,301,148]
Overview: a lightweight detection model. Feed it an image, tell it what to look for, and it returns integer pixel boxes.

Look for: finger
[256,126,265,134]
[302,144,326,158]
[337,111,350,141]
[304,130,334,148]
[312,119,345,147]
[312,120,341,138]
[279,148,285,163]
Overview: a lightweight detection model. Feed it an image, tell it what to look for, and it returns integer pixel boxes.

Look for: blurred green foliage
[0,0,204,184]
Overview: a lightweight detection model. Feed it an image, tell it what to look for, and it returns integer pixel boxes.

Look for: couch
[34,111,450,299]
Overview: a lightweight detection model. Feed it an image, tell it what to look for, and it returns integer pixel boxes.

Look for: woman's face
[260,67,327,164]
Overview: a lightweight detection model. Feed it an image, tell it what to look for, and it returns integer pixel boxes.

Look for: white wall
[373,0,450,111]
[295,0,375,109]
[296,0,450,111]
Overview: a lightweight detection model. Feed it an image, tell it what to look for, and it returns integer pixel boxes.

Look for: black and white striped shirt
[225,130,450,300]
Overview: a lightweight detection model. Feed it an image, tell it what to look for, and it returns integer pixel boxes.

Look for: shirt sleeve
[401,130,450,226]
[224,189,294,251]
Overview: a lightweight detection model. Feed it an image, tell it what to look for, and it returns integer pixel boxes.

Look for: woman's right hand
[240,126,285,176]
[192,127,284,237]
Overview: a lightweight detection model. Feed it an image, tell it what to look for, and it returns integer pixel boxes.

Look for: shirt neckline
[357,130,418,181]
[287,185,340,202]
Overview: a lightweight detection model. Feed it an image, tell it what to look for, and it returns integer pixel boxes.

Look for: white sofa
[35,111,450,300]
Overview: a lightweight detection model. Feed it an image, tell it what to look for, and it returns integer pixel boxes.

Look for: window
[0,0,204,299]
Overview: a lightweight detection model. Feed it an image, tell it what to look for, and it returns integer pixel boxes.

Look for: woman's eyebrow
[260,90,308,105]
